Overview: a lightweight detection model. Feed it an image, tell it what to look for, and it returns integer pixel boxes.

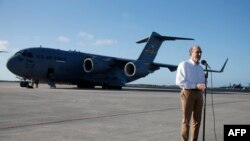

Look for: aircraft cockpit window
[15,51,20,55]
[15,51,21,56]
[14,50,33,58]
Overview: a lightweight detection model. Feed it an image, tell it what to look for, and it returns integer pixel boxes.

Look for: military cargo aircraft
[6,32,227,89]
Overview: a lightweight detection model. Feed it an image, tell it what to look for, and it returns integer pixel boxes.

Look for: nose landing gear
[20,81,33,88]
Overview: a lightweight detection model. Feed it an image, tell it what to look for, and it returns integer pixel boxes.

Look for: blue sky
[0,0,250,87]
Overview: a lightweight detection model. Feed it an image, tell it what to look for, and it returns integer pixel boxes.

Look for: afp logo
[224,125,250,141]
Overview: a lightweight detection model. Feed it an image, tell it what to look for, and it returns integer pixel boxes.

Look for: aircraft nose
[6,56,18,74]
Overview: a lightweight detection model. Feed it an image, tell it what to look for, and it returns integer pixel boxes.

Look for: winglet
[219,58,228,72]
[208,58,228,73]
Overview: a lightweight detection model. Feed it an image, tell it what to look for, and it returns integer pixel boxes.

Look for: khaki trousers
[180,89,203,141]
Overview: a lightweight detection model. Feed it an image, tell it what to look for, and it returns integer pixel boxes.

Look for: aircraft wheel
[102,84,109,89]
[20,82,24,87]
[77,83,95,89]
[20,81,29,87]
[114,86,122,90]
[108,86,122,90]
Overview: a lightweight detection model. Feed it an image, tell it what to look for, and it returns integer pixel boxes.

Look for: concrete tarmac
[0,82,250,141]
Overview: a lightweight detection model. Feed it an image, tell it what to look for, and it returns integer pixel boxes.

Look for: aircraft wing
[111,57,178,72]
[110,57,227,73]
[151,62,177,72]
[150,58,228,73]
[110,57,133,67]
[206,58,228,73]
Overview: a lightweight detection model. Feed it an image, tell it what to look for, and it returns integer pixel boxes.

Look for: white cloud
[77,32,117,47]
[0,40,10,51]
[93,39,117,46]
[78,32,94,39]
[57,36,70,44]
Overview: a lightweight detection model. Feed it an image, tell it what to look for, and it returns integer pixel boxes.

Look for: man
[176,45,206,141]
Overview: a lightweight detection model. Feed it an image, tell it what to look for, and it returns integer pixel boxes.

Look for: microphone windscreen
[201,60,206,65]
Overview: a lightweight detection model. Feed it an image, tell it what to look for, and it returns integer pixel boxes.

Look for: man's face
[190,47,202,63]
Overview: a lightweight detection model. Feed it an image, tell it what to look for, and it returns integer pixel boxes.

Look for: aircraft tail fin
[137,32,194,63]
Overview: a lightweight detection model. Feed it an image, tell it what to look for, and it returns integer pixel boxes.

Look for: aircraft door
[47,68,56,88]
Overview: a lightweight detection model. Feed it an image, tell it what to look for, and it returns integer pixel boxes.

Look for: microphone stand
[202,65,208,141]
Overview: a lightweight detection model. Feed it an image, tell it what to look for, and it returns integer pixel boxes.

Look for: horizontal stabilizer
[136,38,149,44]
[137,32,194,44]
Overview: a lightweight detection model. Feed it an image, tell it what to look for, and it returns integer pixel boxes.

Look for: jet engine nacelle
[83,58,110,73]
[124,61,149,77]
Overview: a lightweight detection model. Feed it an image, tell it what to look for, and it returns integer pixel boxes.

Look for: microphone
[201,60,210,68]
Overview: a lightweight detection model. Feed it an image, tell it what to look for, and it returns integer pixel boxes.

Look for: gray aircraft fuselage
[7,48,135,88]
[6,32,194,89]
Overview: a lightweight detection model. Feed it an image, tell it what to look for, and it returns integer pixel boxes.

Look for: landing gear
[20,81,28,87]
[17,76,33,88]
[47,68,56,88]
[102,84,122,90]
[20,81,33,88]
[77,83,95,89]
[48,80,56,88]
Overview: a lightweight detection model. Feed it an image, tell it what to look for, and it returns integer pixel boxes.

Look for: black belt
[184,89,201,91]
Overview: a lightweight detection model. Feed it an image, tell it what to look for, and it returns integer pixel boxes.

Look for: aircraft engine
[83,58,110,73]
[124,62,148,77]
